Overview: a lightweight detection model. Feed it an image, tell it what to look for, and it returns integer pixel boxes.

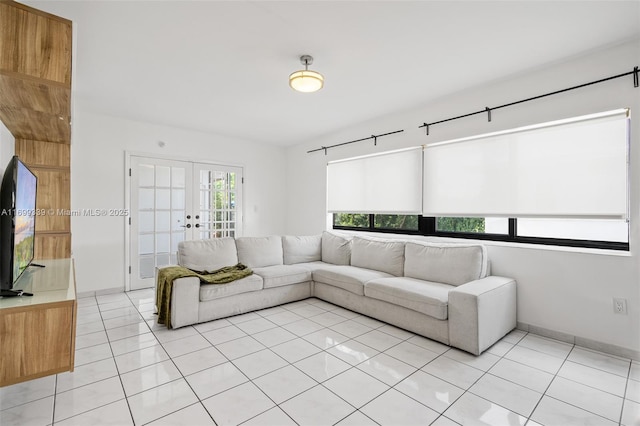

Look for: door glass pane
[200,171,211,190]
[156,211,171,232]
[156,189,170,209]
[156,166,170,187]
[171,232,184,252]
[156,253,170,267]
[156,233,170,253]
[139,211,154,233]
[139,189,154,210]
[172,167,186,188]
[139,256,155,279]
[172,210,185,231]
[172,189,185,210]
[139,165,154,187]
[139,234,154,255]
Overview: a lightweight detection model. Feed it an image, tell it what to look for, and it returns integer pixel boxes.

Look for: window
[335,215,628,250]
[334,214,419,233]
[327,147,422,215]
[434,217,510,235]
[330,109,630,251]
[422,109,629,220]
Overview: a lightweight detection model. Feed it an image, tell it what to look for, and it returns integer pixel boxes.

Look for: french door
[129,156,243,290]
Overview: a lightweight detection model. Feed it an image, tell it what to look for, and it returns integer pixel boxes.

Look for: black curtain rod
[307,129,404,154]
[419,66,639,135]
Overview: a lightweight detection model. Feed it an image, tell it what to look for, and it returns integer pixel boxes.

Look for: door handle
[180,224,192,228]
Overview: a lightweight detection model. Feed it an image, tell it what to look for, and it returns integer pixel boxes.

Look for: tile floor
[1,289,639,426]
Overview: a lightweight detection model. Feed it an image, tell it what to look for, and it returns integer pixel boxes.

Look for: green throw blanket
[156,263,253,329]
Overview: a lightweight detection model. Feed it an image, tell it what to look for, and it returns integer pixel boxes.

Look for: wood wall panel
[0,2,72,86]
[0,303,74,385]
[0,105,70,143]
[32,168,71,233]
[0,2,75,386]
[0,1,72,143]
[35,233,71,259]
[1,2,72,260]
[16,139,71,250]
[16,138,70,167]
[0,71,70,115]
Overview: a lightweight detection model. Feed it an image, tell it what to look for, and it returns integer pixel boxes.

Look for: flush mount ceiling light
[289,55,324,93]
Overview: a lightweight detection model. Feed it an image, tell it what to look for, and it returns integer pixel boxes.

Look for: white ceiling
[26,1,640,146]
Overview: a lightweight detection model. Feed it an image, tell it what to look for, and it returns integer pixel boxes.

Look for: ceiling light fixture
[289,55,324,93]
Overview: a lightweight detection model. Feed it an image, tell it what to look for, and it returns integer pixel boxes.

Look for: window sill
[336,229,631,257]
[467,238,631,257]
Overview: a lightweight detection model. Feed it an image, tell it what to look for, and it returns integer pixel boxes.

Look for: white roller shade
[327,147,423,214]
[423,109,629,219]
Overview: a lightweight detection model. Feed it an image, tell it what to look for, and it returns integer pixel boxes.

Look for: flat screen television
[1,156,37,296]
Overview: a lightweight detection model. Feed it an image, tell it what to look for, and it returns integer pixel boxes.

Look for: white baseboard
[517,322,639,362]
[77,286,124,299]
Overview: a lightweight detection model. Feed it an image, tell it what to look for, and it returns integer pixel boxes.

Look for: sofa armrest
[170,276,200,328]
[448,276,517,355]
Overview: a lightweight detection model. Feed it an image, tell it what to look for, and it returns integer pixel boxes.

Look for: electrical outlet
[613,298,627,315]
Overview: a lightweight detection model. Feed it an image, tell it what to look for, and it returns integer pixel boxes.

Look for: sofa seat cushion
[291,261,330,271]
[199,274,264,301]
[364,277,454,320]
[252,265,312,289]
[313,265,393,296]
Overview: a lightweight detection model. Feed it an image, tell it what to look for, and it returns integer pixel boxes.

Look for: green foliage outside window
[334,214,419,230]
[335,214,485,233]
[436,217,485,233]
[334,213,369,228]
[374,214,419,230]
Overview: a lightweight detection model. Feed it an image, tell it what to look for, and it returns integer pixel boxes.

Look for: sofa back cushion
[236,236,284,268]
[178,238,238,272]
[283,235,322,265]
[321,231,352,265]
[351,237,405,276]
[404,242,488,286]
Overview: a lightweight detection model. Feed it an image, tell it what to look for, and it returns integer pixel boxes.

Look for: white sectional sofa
[165,232,517,355]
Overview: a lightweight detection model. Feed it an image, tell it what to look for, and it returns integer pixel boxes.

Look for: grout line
[50,291,634,426]
[127,290,217,425]
[51,371,58,425]
[617,359,633,426]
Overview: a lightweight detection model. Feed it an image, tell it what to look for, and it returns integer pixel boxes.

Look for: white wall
[284,40,640,355]
[71,107,288,294]
[0,121,15,173]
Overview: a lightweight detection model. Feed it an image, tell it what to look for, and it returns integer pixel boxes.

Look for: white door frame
[124,151,245,292]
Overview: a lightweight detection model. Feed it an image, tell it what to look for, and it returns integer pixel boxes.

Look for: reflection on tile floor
[1,289,639,425]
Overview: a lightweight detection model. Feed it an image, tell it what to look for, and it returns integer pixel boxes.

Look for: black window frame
[333,215,629,251]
